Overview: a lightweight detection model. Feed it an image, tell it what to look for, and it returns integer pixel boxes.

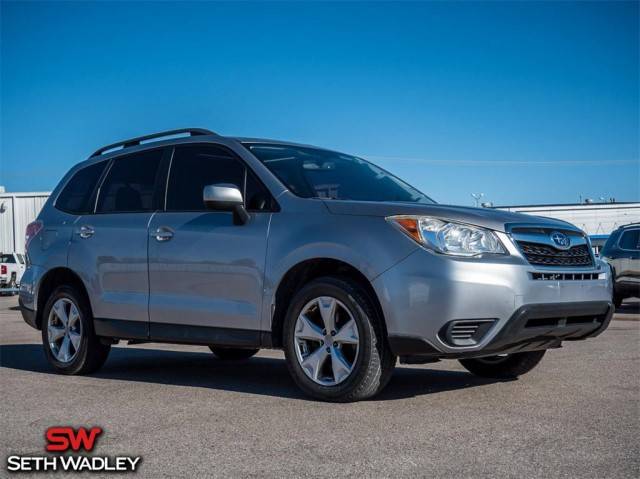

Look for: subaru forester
[20,128,614,401]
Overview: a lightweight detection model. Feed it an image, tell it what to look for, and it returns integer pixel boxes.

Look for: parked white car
[1,252,26,294]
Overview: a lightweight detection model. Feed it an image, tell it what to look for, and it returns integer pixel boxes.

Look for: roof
[612,223,640,230]
[88,128,333,160]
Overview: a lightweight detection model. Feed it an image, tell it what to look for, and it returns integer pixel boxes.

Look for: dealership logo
[46,426,103,452]
[6,427,141,473]
[550,231,571,249]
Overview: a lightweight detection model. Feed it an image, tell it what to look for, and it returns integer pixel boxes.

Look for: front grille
[517,241,593,267]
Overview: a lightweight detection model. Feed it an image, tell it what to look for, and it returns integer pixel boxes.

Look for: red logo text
[45,427,103,452]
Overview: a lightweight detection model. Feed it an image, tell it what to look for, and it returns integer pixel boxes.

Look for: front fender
[261,209,418,331]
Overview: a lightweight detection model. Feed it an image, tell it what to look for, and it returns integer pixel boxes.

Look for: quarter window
[96,149,164,213]
[56,160,108,214]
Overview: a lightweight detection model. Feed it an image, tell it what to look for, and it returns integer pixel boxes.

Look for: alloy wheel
[293,296,360,386]
[47,298,83,363]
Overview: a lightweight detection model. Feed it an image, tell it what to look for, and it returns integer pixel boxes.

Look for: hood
[322,200,581,233]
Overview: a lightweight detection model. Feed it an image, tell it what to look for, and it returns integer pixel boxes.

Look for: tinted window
[166,144,273,212]
[56,161,108,214]
[600,232,619,256]
[17,254,24,264]
[619,229,640,250]
[244,143,435,204]
[97,149,164,213]
[0,254,16,263]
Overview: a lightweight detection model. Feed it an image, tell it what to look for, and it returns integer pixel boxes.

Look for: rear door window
[96,149,164,213]
[56,160,108,214]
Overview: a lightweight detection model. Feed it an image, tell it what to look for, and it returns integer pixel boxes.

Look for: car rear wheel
[208,347,259,360]
[459,350,546,379]
[283,276,396,402]
[41,285,110,375]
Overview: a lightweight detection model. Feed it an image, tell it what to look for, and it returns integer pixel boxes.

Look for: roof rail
[90,128,216,157]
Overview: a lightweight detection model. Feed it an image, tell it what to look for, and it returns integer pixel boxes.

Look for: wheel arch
[269,258,388,348]
[35,267,91,330]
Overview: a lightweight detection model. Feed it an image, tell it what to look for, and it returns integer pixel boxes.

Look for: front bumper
[373,248,614,358]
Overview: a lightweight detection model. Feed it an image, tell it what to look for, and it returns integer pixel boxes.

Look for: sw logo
[46,426,103,452]
[6,426,141,473]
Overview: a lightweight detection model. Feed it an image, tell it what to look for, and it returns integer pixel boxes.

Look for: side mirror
[203,184,249,225]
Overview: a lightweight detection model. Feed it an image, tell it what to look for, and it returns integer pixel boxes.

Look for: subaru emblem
[550,231,571,249]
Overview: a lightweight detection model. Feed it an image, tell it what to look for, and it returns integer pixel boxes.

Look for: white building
[0,191,51,255]
[495,202,640,236]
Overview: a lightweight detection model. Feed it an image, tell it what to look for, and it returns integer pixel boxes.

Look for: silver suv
[20,128,614,401]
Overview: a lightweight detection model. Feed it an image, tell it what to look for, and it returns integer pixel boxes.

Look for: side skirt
[93,318,265,348]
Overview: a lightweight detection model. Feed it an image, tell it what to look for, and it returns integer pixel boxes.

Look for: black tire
[613,293,623,309]
[8,276,17,296]
[41,285,110,375]
[459,350,546,379]
[208,347,259,360]
[283,276,396,402]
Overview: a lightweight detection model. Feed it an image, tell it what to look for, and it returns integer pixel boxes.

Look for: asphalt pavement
[1,295,638,478]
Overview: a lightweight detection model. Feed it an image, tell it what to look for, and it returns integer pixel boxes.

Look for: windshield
[244,143,435,204]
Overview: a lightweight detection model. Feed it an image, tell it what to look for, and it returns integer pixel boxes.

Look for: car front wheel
[283,276,396,402]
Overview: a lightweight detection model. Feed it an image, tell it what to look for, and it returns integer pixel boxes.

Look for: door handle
[77,225,95,239]
[154,227,174,242]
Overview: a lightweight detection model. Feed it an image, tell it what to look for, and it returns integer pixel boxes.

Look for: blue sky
[1,1,638,206]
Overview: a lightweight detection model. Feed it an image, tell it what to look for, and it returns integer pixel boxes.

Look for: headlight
[386,215,506,257]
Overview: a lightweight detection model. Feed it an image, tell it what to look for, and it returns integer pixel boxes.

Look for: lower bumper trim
[390,300,614,359]
[388,336,441,356]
